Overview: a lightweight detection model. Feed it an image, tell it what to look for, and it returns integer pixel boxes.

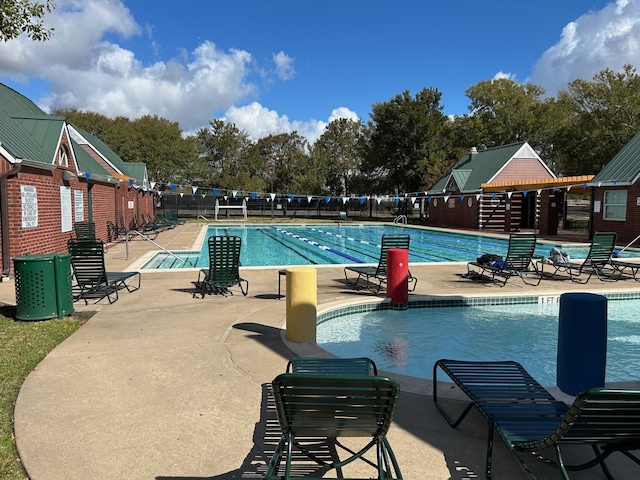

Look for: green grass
[0,306,88,479]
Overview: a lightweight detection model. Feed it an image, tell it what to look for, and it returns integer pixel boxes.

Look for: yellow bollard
[285,267,317,342]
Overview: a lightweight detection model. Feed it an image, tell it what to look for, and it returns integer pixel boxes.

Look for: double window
[603,190,627,220]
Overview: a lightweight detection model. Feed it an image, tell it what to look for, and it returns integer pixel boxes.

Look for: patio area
[1,222,639,479]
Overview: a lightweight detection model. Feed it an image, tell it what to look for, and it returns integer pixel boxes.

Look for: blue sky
[0,0,638,142]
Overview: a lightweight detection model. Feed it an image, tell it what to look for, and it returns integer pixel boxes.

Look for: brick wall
[592,184,640,246]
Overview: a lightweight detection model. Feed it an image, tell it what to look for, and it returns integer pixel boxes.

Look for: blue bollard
[557,292,607,395]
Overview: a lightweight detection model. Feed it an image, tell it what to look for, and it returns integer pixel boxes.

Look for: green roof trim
[591,130,640,186]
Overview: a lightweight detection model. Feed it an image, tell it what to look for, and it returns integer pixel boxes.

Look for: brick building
[0,83,152,278]
[427,142,556,232]
[590,131,640,246]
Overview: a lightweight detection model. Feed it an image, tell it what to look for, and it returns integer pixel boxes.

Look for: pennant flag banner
[180,192,184,198]
[523,190,528,197]
[342,196,349,204]
[212,188,218,197]
[149,181,155,189]
[289,194,294,202]
[426,196,431,203]
[492,193,497,199]
[359,197,365,204]
[307,195,313,202]
[232,190,238,198]
[507,191,512,199]
[394,196,400,205]
[376,196,382,205]
[567,186,572,191]
[201,193,206,198]
[537,189,542,195]
[410,197,417,204]
[191,194,195,199]
[460,195,465,201]
[444,196,449,202]
[191,186,198,194]
[476,193,482,200]
[270,193,276,201]
[85,172,91,180]
[129,178,134,187]
[251,192,257,199]
[223,195,228,200]
[325,196,331,203]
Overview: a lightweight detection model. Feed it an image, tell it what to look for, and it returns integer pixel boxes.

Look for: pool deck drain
[2,222,640,479]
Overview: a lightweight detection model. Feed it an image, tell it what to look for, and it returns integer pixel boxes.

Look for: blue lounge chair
[433,359,640,479]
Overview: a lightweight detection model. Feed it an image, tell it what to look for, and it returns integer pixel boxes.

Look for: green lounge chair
[286,357,378,375]
[68,238,141,304]
[466,233,541,286]
[194,235,248,297]
[538,232,620,283]
[73,221,96,240]
[433,359,640,480]
[344,234,418,293]
[265,373,403,480]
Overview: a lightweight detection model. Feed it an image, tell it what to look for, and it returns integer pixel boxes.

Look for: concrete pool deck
[2,222,640,479]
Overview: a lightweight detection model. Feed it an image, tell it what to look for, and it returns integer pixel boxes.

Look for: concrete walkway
[2,223,640,479]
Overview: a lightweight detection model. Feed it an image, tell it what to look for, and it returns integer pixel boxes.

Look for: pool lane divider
[271,226,365,263]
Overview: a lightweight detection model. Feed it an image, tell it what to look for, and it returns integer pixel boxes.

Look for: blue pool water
[317,299,640,386]
[142,224,605,269]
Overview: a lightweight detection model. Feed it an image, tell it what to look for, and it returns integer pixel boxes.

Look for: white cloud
[223,104,358,143]
[272,51,295,80]
[493,71,516,81]
[528,0,640,95]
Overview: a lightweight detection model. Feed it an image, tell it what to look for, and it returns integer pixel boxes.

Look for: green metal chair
[466,232,541,286]
[539,232,620,283]
[344,234,417,293]
[73,221,96,240]
[265,373,403,480]
[433,359,640,480]
[68,238,141,304]
[194,235,248,297]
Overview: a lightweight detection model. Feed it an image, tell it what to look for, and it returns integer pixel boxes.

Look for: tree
[463,78,547,149]
[257,132,310,194]
[0,0,55,41]
[363,88,455,194]
[553,64,640,175]
[194,119,262,190]
[310,118,365,195]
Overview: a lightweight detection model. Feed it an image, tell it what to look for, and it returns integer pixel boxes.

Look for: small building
[427,142,556,232]
[590,130,640,247]
[0,83,152,278]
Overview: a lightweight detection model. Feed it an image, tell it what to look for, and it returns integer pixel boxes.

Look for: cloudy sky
[0,0,639,142]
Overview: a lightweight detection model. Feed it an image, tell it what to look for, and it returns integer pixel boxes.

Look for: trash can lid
[13,254,56,261]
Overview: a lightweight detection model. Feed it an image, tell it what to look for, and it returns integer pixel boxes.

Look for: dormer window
[57,146,69,167]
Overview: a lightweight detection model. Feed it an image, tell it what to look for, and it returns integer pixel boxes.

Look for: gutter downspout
[1,159,22,278]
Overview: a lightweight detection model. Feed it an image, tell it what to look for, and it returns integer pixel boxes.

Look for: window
[57,146,69,167]
[603,190,627,220]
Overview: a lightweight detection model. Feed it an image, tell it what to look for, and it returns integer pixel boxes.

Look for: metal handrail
[619,233,640,254]
[125,230,186,264]
[394,215,407,224]
[198,215,210,223]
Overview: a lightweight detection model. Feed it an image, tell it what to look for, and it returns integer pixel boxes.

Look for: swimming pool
[316,296,640,386]
[142,224,603,269]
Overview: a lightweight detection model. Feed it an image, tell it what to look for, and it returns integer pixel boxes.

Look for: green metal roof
[0,84,59,163]
[70,138,111,178]
[591,130,640,186]
[432,142,529,193]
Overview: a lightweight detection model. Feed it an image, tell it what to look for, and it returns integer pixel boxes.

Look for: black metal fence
[156,194,424,222]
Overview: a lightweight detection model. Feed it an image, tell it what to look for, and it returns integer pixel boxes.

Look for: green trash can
[13,254,74,321]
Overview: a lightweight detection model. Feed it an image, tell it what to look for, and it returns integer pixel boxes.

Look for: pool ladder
[124,230,186,265]
[394,215,408,224]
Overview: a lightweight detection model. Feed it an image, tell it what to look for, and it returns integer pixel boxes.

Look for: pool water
[316,299,640,385]
[142,224,606,269]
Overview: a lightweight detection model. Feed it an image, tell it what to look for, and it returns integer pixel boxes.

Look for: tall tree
[257,132,310,194]
[553,64,640,175]
[0,0,55,41]
[310,117,365,195]
[194,119,262,190]
[464,78,547,149]
[364,87,454,193]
